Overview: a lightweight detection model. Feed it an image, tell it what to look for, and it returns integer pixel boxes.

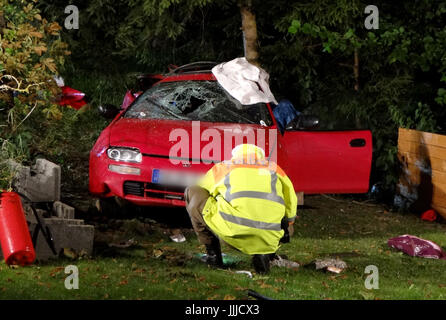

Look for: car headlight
[107,147,142,163]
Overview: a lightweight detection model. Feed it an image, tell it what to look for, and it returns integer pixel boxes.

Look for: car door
[278,129,373,194]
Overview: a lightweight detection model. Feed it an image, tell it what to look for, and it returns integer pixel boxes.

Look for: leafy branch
[0,75,45,93]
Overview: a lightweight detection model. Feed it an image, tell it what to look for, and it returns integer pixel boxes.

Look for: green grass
[1,195,446,300]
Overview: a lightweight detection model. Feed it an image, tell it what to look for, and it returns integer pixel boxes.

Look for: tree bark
[0,11,5,32]
[353,49,362,128]
[353,49,359,91]
[238,0,259,66]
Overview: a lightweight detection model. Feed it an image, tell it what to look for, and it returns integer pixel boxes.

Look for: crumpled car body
[89,70,373,207]
[57,86,88,110]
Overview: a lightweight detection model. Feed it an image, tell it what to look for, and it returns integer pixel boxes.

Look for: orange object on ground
[0,192,36,265]
[421,209,437,222]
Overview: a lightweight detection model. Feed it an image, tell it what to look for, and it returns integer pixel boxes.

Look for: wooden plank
[398,151,446,173]
[398,179,446,207]
[432,186,446,208]
[398,179,446,197]
[401,173,446,189]
[399,162,446,186]
[398,140,446,160]
[399,128,446,149]
[432,204,446,219]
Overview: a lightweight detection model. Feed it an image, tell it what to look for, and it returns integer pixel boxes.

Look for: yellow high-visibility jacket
[198,156,297,255]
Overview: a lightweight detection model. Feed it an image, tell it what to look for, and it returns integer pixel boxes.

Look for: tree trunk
[353,49,359,91]
[238,0,259,66]
[353,49,362,128]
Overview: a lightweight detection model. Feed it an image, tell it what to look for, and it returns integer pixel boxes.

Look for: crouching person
[185,144,297,274]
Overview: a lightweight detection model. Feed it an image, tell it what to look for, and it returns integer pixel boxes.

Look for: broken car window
[124,81,273,125]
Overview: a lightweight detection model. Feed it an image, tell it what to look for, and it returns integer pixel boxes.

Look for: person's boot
[205,238,223,268]
[268,253,278,261]
[252,254,270,274]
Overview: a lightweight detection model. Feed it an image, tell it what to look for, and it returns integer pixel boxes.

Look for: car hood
[108,117,274,161]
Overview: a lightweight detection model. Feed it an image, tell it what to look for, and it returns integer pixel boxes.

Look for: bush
[0,0,69,189]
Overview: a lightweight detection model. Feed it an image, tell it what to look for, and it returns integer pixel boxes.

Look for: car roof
[168,61,218,74]
[158,61,218,83]
[159,72,216,83]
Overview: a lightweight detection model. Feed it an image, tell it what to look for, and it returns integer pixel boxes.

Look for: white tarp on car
[212,57,278,105]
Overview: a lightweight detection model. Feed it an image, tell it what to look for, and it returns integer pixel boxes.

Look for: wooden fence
[397,128,446,219]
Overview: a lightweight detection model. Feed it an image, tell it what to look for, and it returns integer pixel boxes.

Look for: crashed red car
[89,62,372,209]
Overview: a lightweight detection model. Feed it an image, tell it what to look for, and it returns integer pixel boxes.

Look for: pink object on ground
[388,234,446,260]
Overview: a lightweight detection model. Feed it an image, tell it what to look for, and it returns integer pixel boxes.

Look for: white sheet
[212,57,278,105]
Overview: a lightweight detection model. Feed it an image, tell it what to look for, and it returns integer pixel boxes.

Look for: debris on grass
[170,234,186,243]
[62,248,78,260]
[235,270,253,278]
[270,255,299,269]
[150,246,191,266]
[196,253,241,267]
[326,266,343,274]
[109,238,136,248]
[163,228,187,242]
[307,258,348,273]
[388,234,446,260]
[153,249,163,258]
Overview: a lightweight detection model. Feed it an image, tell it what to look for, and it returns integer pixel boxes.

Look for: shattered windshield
[123,81,273,125]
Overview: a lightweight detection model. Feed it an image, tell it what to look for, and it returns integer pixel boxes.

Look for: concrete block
[53,201,75,219]
[11,158,61,202]
[27,217,94,261]
[47,217,85,225]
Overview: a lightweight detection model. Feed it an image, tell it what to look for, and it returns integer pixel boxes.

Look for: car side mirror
[98,104,120,119]
[286,115,320,131]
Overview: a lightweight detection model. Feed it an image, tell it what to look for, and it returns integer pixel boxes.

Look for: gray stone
[270,255,300,269]
[26,216,94,261]
[47,217,85,225]
[314,258,347,271]
[10,159,61,202]
[53,201,75,219]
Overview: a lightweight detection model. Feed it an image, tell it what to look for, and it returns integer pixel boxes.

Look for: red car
[89,62,372,210]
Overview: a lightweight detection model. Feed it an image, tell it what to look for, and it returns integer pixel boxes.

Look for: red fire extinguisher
[0,191,36,266]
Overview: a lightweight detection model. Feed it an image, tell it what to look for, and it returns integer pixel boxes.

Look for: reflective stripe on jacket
[198,159,297,255]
